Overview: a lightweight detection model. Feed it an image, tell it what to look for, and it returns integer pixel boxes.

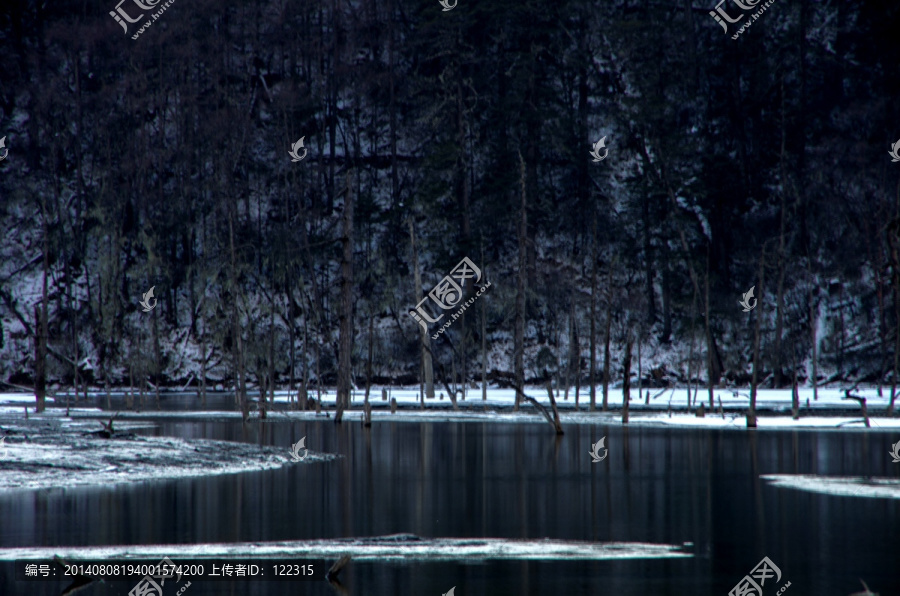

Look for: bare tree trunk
[288,282,296,409]
[481,254,488,402]
[545,382,563,435]
[72,282,80,404]
[408,219,435,399]
[34,194,50,413]
[889,208,900,415]
[877,243,887,397]
[589,230,597,412]
[574,353,581,409]
[139,370,145,411]
[602,260,614,412]
[461,312,467,401]
[229,209,248,421]
[809,288,817,401]
[775,90,789,389]
[266,309,276,417]
[514,152,528,412]
[565,300,575,401]
[153,311,161,410]
[33,305,46,413]
[791,341,799,420]
[336,171,355,423]
[838,283,845,383]
[637,327,643,406]
[200,332,207,408]
[127,365,134,410]
[706,248,714,409]
[750,245,766,428]
[302,314,309,410]
[365,313,374,404]
[622,333,633,424]
[774,249,787,388]
[687,298,696,410]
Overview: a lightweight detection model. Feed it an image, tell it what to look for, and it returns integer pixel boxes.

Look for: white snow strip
[4,386,897,411]
[4,386,898,431]
[19,409,897,431]
[0,434,333,493]
[0,537,693,562]
[762,474,900,500]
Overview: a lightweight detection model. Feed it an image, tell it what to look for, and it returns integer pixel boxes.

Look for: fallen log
[516,387,564,435]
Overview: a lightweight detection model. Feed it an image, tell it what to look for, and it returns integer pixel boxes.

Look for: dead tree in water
[326,554,351,596]
[515,386,564,435]
[336,171,355,423]
[842,390,870,428]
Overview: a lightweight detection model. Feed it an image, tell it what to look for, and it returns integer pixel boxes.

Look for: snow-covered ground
[7,385,897,410]
[4,386,898,431]
[239,385,900,414]
[330,385,900,430]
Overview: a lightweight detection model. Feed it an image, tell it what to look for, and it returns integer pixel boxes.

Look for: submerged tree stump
[843,391,870,428]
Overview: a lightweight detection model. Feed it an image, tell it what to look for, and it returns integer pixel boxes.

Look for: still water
[1,413,898,595]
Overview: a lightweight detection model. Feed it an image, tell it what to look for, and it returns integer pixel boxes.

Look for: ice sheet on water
[0,415,335,493]
[0,535,694,562]
[762,474,900,499]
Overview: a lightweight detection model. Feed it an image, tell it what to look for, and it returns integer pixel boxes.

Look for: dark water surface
[1,413,899,596]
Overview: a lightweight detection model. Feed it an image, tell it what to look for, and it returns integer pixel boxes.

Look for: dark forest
[2,0,900,416]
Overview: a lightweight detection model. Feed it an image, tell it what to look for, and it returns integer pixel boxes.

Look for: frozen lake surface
[1,389,899,595]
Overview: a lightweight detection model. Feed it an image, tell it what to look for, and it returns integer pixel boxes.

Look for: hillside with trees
[1,0,899,415]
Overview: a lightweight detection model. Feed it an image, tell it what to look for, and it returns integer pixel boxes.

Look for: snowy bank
[21,407,900,432]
